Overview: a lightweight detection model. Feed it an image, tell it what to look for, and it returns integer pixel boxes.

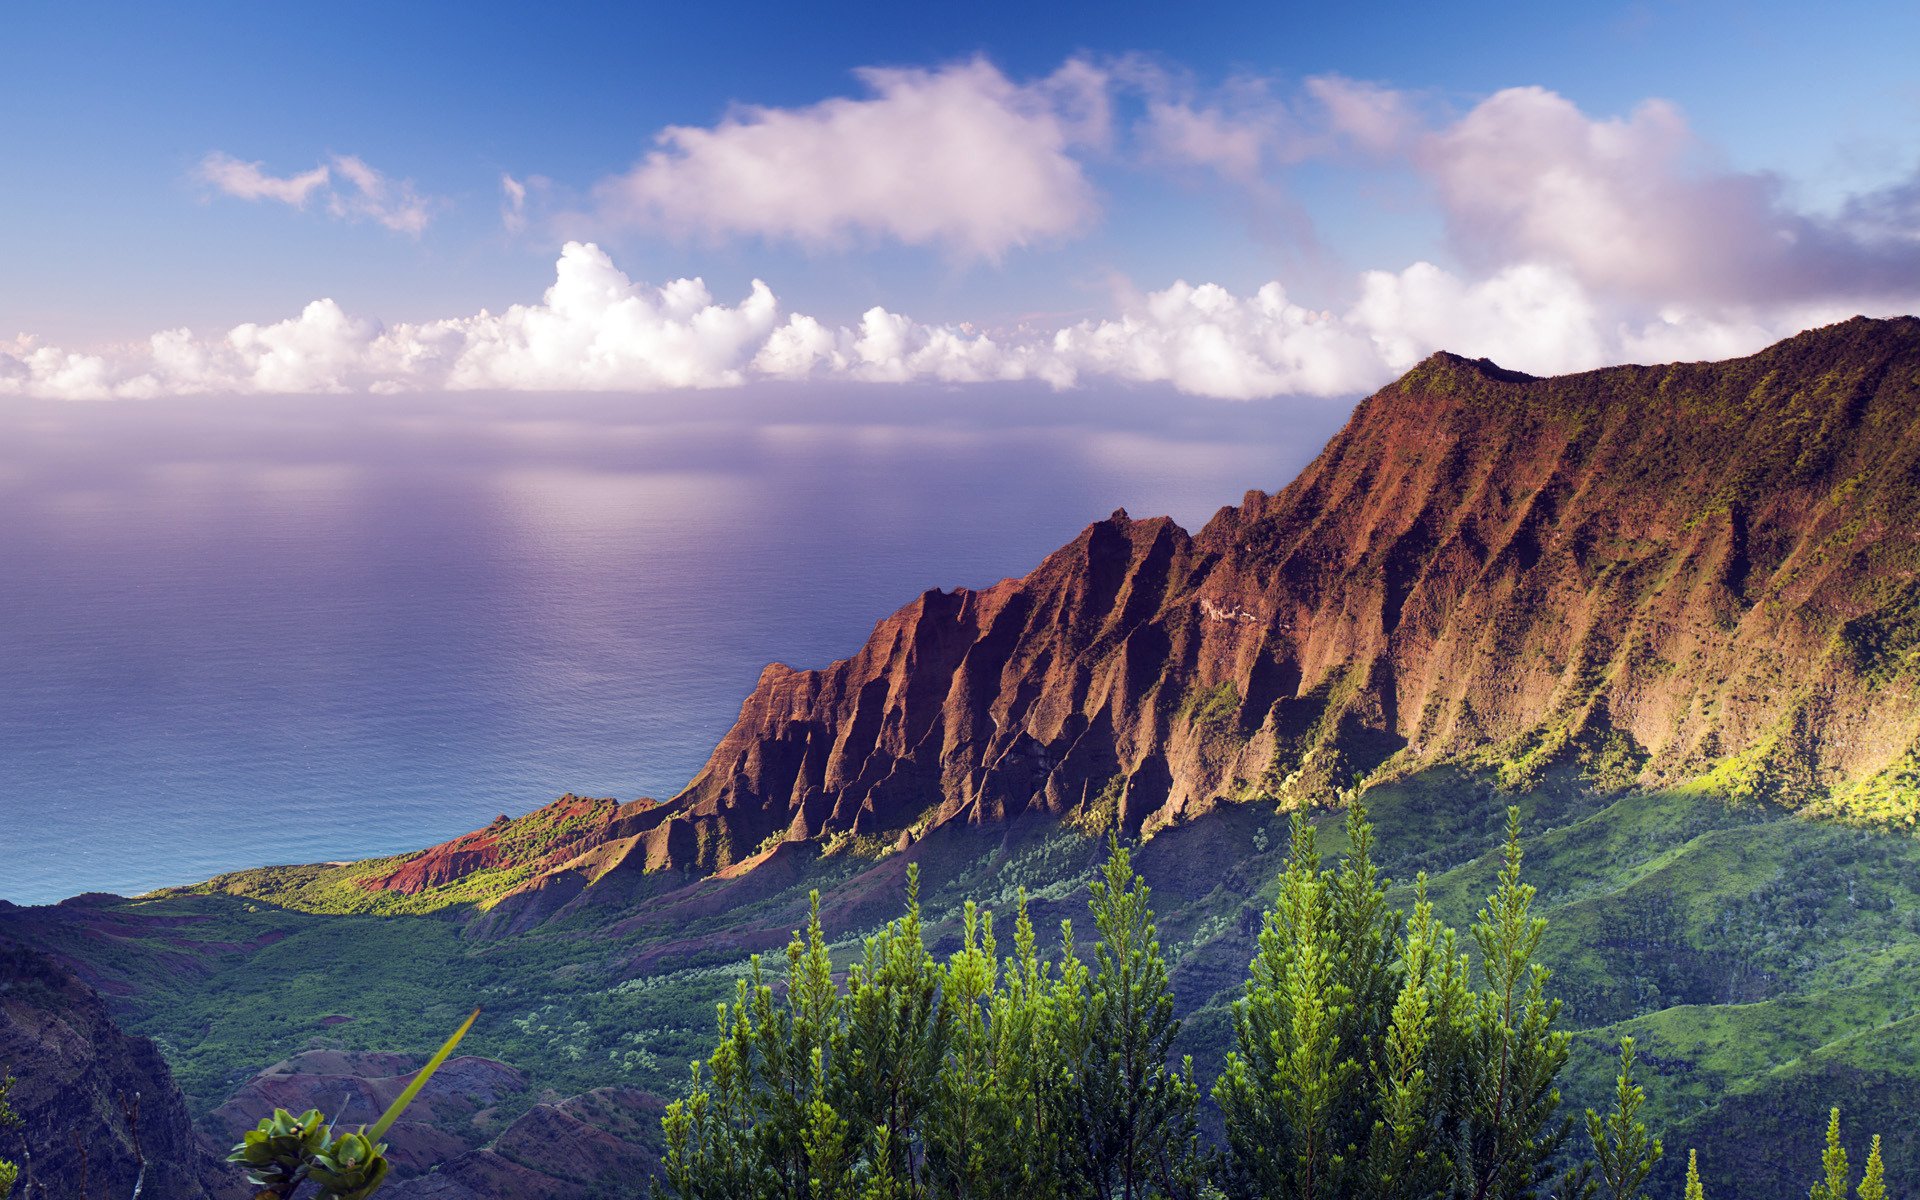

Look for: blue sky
[2,1,1915,399]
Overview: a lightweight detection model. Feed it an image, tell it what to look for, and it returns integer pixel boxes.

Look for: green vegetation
[0,1072,19,1200]
[14,760,1920,1198]
[660,848,1202,1199]
[659,805,1834,1200]
[182,795,626,915]
[1180,680,1243,735]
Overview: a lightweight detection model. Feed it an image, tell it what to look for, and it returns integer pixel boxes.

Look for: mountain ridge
[182,316,1920,926]
[535,317,1920,900]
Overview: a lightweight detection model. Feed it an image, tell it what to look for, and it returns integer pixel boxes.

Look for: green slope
[8,762,1920,1198]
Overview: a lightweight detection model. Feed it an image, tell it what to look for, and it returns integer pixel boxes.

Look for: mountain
[256,315,1920,924]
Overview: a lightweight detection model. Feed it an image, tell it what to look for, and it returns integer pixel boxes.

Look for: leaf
[365,1007,479,1142]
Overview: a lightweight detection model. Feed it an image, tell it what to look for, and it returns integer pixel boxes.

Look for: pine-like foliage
[657,806,1898,1200]
[1213,803,1575,1200]
[0,1071,18,1200]
[1811,1108,1851,1200]
[1858,1136,1886,1200]
[659,851,1200,1200]
[1803,1109,1890,1200]
[1582,1038,1661,1200]
[1078,842,1204,1200]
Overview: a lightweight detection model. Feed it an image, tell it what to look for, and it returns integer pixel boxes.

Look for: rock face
[380,1087,662,1200]
[0,938,237,1200]
[205,1051,528,1177]
[372,318,1920,915]
[593,319,1920,861]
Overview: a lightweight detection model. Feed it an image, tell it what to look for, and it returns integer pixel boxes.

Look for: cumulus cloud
[5,243,1906,403]
[592,58,1104,258]
[1372,84,1920,305]
[197,152,436,234]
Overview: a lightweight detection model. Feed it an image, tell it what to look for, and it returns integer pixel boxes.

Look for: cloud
[1383,84,1920,305]
[198,153,331,206]
[325,155,433,235]
[591,58,1103,258]
[197,152,435,234]
[501,174,528,232]
[1305,75,1419,156]
[6,242,1907,403]
[1138,100,1277,180]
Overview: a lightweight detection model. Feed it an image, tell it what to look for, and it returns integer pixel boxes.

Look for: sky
[2,0,1917,402]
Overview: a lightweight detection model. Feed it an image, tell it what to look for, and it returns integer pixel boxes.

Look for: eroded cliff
[343,317,1920,919]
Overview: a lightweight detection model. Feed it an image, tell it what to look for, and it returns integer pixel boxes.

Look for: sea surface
[0,383,1351,905]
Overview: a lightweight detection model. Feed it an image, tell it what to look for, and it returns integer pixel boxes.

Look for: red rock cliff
[593,317,1920,876]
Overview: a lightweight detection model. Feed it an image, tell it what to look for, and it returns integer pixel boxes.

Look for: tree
[1215,802,1574,1200]
[1079,839,1203,1200]
[1811,1108,1850,1200]
[660,804,1880,1200]
[1213,812,1366,1200]
[1583,1039,1660,1200]
[1456,809,1574,1200]
[1683,1150,1705,1200]
[1857,1136,1885,1200]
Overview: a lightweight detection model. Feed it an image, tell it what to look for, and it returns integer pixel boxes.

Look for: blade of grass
[365,1007,480,1143]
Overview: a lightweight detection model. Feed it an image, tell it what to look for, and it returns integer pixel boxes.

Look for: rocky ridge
[186,318,1920,929]
[394,317,1920,925]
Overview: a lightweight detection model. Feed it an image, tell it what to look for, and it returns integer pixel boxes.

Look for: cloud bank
[35,74,1912,402]
[4,242,1901,402]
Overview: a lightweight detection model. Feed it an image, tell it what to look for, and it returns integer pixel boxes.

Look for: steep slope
[0,936,237,1199]
[500,316,1920,893]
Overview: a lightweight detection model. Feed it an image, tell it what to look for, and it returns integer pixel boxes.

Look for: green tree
[1213,813,1363,1200]
[1215,802,1573,1200]
[1857,1136,1885,1200]
[1079,839,1203,1200]
[1456,809,1574,1200]
[1583,1038,1661,1200]
[1811,1108,1850,1200]
[1683,1150,1705,1200]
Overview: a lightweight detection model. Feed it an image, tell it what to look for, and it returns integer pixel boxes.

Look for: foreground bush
[658,804,1896,1200]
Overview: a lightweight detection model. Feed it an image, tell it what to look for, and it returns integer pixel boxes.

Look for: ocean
[0,383,1349,904]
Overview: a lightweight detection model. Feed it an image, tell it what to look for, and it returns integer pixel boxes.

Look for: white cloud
[6,243,1906,403]
[197,152,435,234]
[1139,101,1274,179]
[1393,85,1920,305]
[592,58,1103,258]
[325,155,433,235]
[501,174,528,232]
[1305,75,1419,156]
[197,153,331,206]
